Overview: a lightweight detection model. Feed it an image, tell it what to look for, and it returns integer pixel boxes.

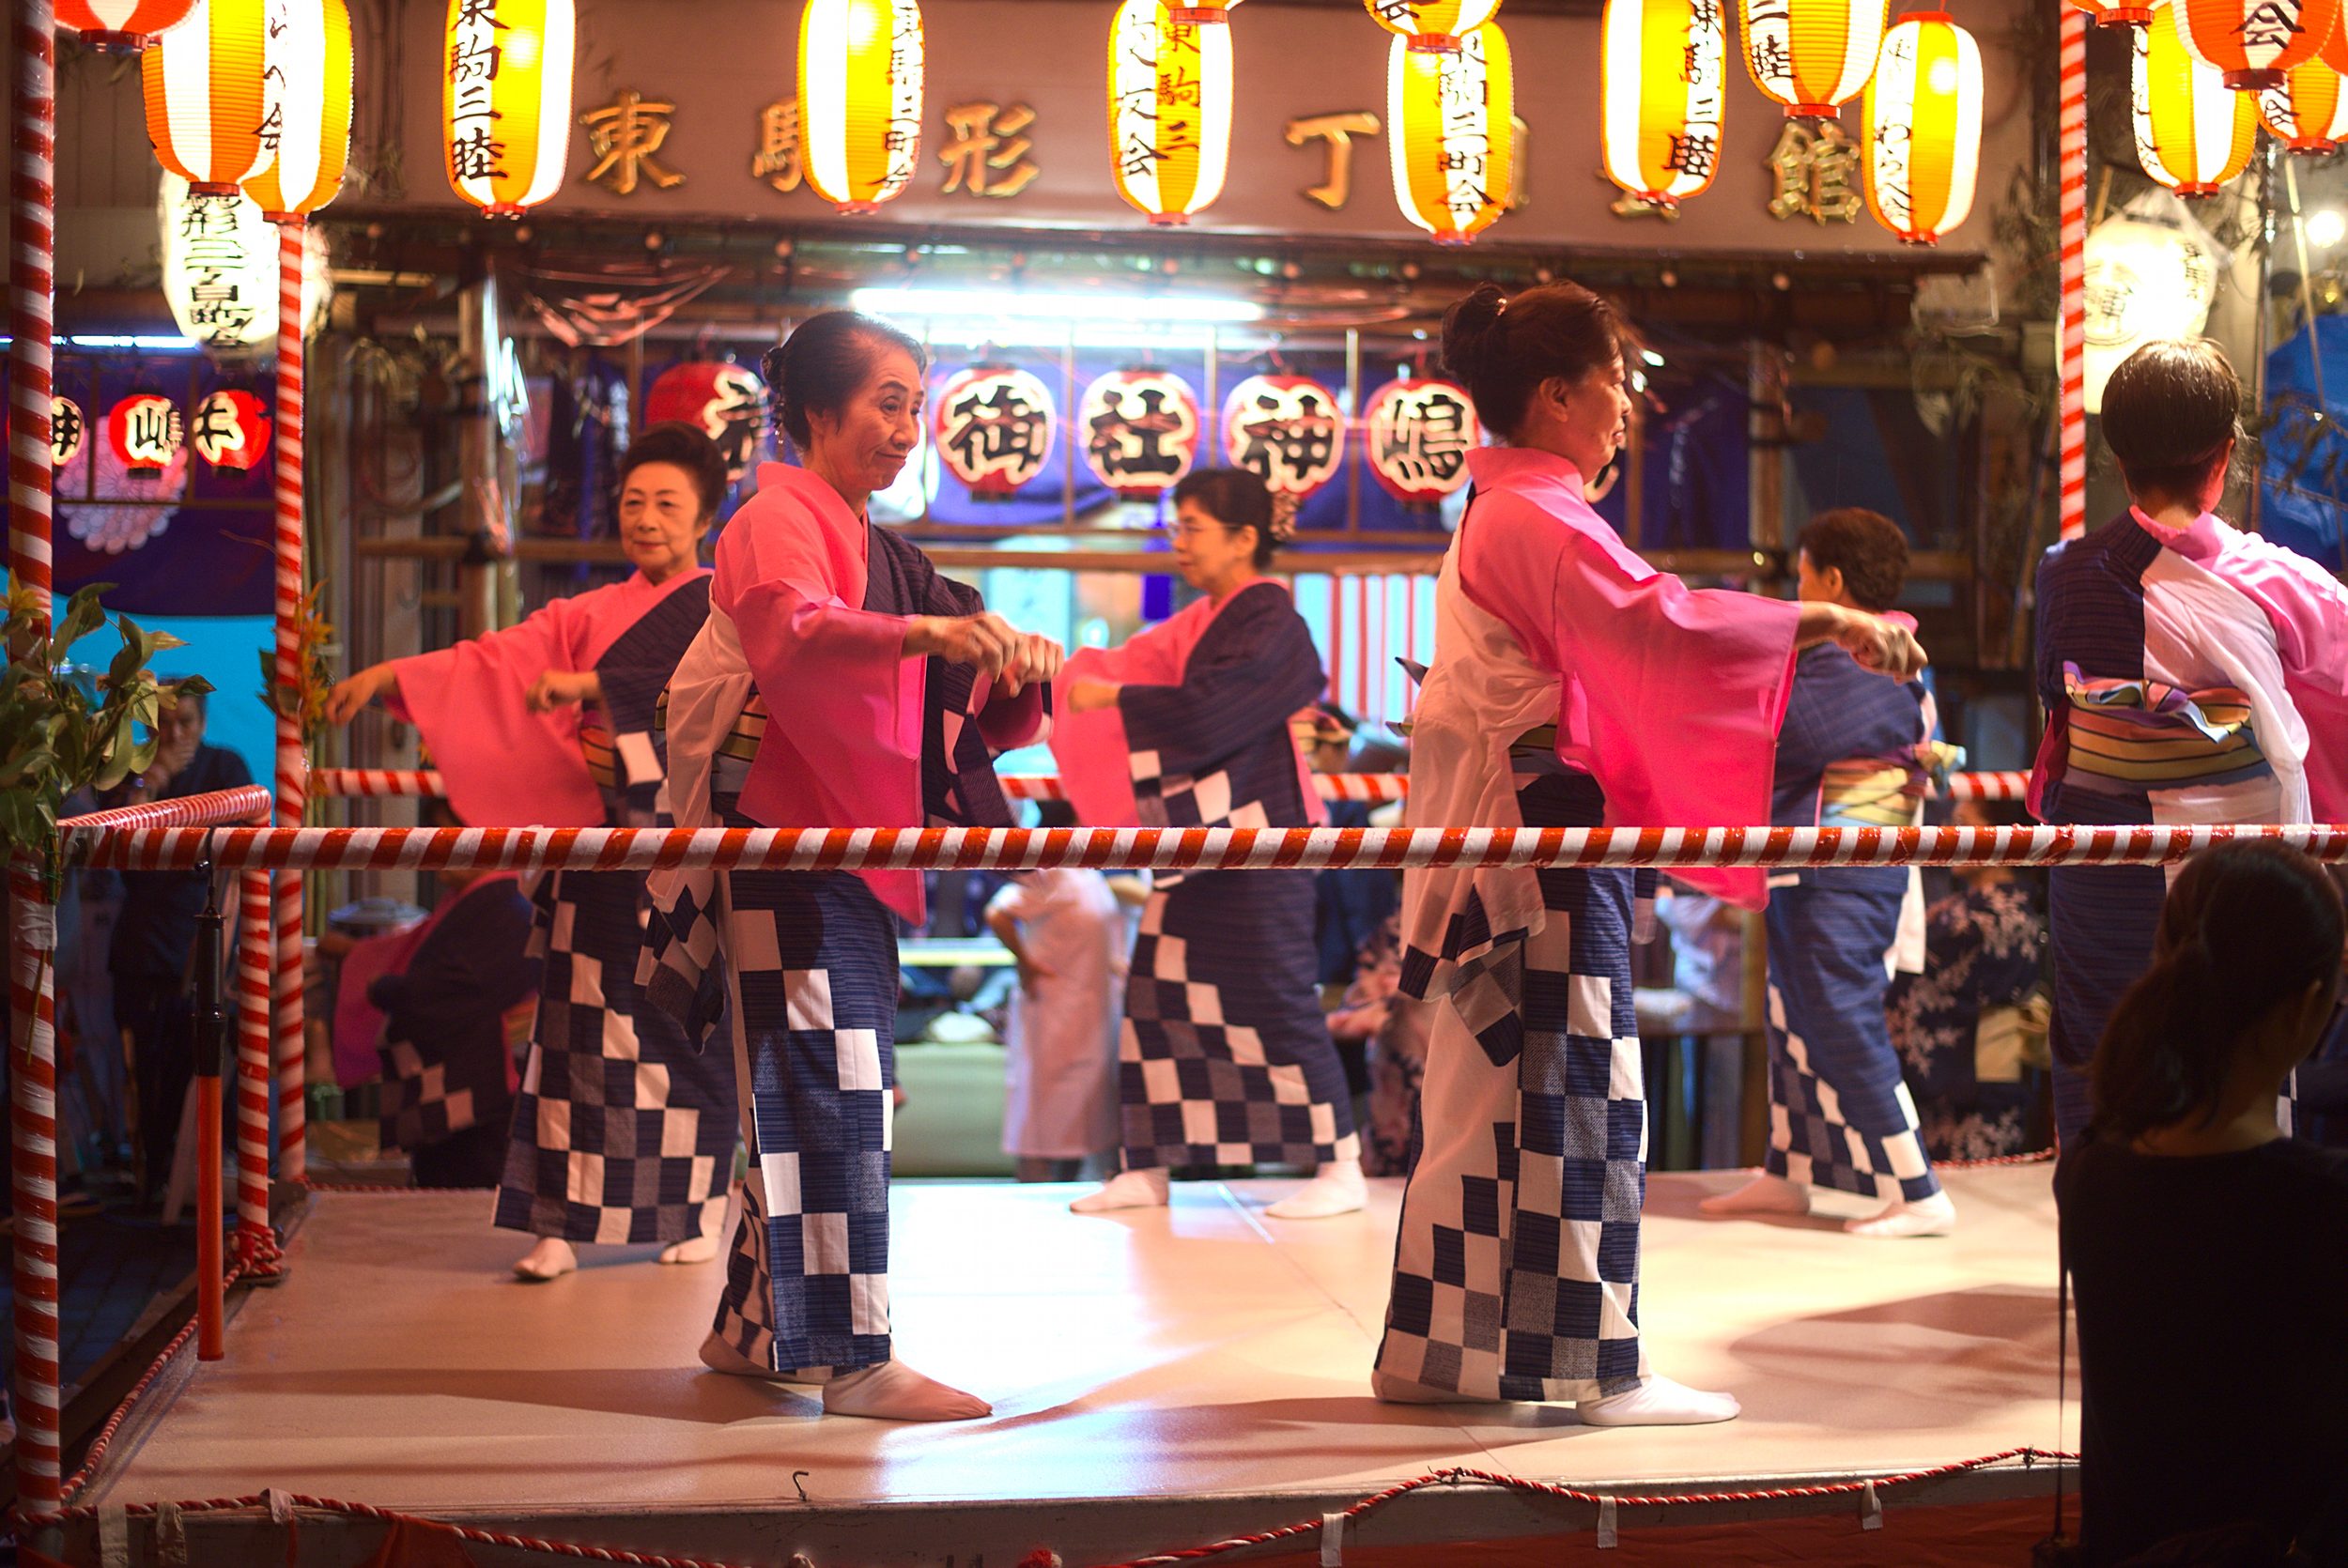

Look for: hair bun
[1439,283,1509,381]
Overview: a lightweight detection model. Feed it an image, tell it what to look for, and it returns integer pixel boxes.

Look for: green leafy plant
[1,583,213,893]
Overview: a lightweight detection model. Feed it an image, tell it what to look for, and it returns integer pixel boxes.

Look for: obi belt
[1818,740,1963,828]
[2061,664,2269,794]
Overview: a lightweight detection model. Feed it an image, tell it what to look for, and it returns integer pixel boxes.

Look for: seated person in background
[1324,903,1431,1178]
[2061,840,2348,1566]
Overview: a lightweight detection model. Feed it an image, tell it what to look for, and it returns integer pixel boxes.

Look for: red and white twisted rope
[2058,5,2089,544]
[57,786,276,835]
[7,862,62,1508]
[273,223,309,1183]
[8,0,53,635]
[234,872,277,1262]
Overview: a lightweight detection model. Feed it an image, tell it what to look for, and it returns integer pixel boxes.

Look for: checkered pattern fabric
[1119,869,1359,1172]
[495,869,735,1247]
[380,1037,483,1151]
[1762,882,1942,1205]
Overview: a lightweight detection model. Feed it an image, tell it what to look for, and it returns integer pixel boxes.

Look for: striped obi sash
[1817,740,1962,829]
[652,689,767,793]
[579,718,619,793]
[2061,663,2269,793]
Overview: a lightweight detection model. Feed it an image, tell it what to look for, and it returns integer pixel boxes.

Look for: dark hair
[761,310,927,452]
[621,421,728,520]
[1172,467,1279,568]
[1438,281,1624,442]
[1797,508,1909,612]
[2099,339,2242,501]
[2091,840,2344,1144]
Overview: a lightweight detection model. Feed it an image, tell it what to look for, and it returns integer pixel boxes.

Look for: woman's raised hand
[524,669,599,713]
[998,632,1064,698]
[907,611,1021,680]
[323,664,399,726]
[1837,610,1928,681]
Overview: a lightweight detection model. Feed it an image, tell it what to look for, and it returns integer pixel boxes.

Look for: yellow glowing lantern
[442,0,575,218]
[2134,2,2258,194]
[60,0,198,51]
[243,0,352,223]
[1738,0,1886,119]
[1364,0,1500,52]
[1106,0,1233,224]
[1388,21,1514,244]
[141,0,271,195]
[800,0,926,214]
[1861,11,1981,244]
[2262,56,2348,148]
[2172,0,2336,90]
[1166,0,1240,18]
[1601,0,1728,209]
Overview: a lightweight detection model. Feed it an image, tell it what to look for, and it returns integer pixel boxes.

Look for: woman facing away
[1373,281,1924,1424]
[641,310,1061,1422]
[2061,840,2348,1564]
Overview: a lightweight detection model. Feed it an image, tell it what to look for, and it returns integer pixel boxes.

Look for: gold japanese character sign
[1081,368,1201,500]
[753,98,804,193]
[935,364,1058,496]
[1365,377,1479,503]
[1223,375,1345,504]
[939,100,1040,197]
[582,88,685,195]
[1286,111,1381,209]
[1766,118,1862,223]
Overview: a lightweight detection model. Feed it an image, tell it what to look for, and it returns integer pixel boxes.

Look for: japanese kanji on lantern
[2171,0,2337,91]
[243,0,353,223]
[1223,374,1346,504]
[60,0,198,51]
[108,393,185,479]
[1387,21,1515,244]
[160,173,278,354]
[2262,57,2348,149]
[142,0,271,195]
[53,396,86,468]
[190,388,271,469]
[800,0,926,214]
[2134,2,2258,195]
[443,0,577,217]
[1862,11,1981,245]
[1600,0,1728,210]
[1081,368,1201,500]
[644,361,768,482]
[1738,0,1885,119]
[934,364,1057,496]
[1365,377,1479,503]
[1364,0,1499,53]
[1106,0,1233,225]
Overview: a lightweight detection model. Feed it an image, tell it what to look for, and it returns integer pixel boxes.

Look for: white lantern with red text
[108,394,184,479]
[190,388,271,469]
[934,365,1058,497]
[61,0,198,51]
[645,361,769,482]
[1223,375,1346,505]
[1081,368,1201,500]
[1365,377,1480,503]
[53,396,86,468]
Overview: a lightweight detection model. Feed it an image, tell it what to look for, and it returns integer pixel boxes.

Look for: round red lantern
[1365,377,1480,502]
[108,392,184,478]
[644,361,768,482]
[53,395,86,468]
[60,0,198,51]
[933,364,1058,497]
[1222,374,1346,503]
[1080,368,1201,500]
[189,387,270,469]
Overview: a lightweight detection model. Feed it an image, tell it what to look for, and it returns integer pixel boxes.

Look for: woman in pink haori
[640,311,1060,1422]
[326,423,738,1282]
[1373,283,1925,1424]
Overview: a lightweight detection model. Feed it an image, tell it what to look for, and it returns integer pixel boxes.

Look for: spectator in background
[1304,705,1404,991]
[1324,902,1430,1177]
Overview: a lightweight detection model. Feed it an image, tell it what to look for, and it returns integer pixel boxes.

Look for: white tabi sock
[1070,1166,1170,1214]
[821,1360,992,1422]
[512,1237,579,1281]
[1844,1190,1957,1238]
[1696,1173,1811,1218]
[1577,1376,1741,1426]
[657,1234,721,1265]
[1264,1158,1367,1220]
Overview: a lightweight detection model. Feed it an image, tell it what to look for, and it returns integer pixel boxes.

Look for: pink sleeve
[1047,618,1193,826]
[386,597,605,828]
[976,680,1049,752]
[2225,536,2348,697]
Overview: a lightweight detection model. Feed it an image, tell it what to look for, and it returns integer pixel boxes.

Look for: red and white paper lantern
[53,396,87,468]
[644,361,768,481]
[933,364,1058,496]
[1364,377,1479,502]
[189,387,271,469]
[1222,374,1346,503]
[1080,368,1201,500]
[108,393,185,478]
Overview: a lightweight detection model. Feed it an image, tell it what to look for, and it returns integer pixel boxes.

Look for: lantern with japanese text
[1861,11,1982,244]
[1223,375,1346,505]
[443,0,576,217]
[53,397,86,468]
[1106,0,1233,225]
[2172,0,2336,90]
[142,0,271,195]
[1738,0,1885,119]
[159,172,277,354]
[2262,57,2348,147]
[800,0,926,214]
[1364,0,1500,52]
[2134,3,2258,194]
[2067,0,2151,28]
[189,389,271,469]
[60,0,198,51]
[108,394,184,479]
[1388,22,1515,244]
[934,365,1057,496]
[1365,377,1479,503]
[1080,368,1201,500]
[244,0,353,223]
[644,361,769,482]
[1600,0,1728,209]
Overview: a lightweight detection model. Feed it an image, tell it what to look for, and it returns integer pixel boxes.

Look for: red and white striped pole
[8,0,61,1514]
[235,872,277,1265]
[2058,5,2089,544]
[271,222,308,1184]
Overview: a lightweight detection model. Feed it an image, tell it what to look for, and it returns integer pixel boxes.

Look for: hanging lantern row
[1083,368,1202,500]
[2263,54,2348,148]
[61,0,197,51]
[2134,2,2259,194]
[802,0,927,213]
[1107,0,1234,226]
[1738,0,1882,120]
[1388,21,1515,244]
[246,0,354,223]
[1363,0,1499,53]
[143,0,271,195]
[443,0,576,217]
[66,390,271,475]
[1862,9,1982,244]
[1600,0,1727,211]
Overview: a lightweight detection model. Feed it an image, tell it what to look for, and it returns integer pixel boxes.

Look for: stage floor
[78,1166,2073,1561]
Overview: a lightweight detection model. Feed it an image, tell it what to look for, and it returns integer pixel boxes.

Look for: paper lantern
[2067,0,2152,28]
[1601,0,1729,209]
[800,0,926,214]
[1166,0,1240,19]
[1862,11,1982,244]
[1364,0,1500,52]
[1223,375,1345,503]
[934,365,1057,496]
[142,0,271,195]
[443,0,575,217]
[160,172,277,354]
[2083,208,2219,411]
[60,0,198,51]
[2172,0,2335,90]
[53,396,86,468]
[1388,22,1515,244]
[1080,368,1201,500]
[2262,57,2348,147]
[108,394,185,478]
[643,361,768,482]
[1365,377,1479,503]
[189,388,271,469]
[2134,3,2258,195]
[1738,0,1885,119]
[243,0,352,223]
[1106,0,1233,225]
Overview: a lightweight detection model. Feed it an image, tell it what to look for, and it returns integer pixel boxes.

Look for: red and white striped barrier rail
[1946,771,2028,802]
[57,786,276,836]
[68,821,2348,876]
[307,767,444,798]
[233,871,276,1268]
